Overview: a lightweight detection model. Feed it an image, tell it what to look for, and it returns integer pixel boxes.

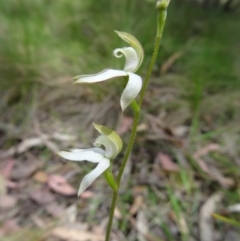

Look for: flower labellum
[58,123,122,196]
[74,31,144,111]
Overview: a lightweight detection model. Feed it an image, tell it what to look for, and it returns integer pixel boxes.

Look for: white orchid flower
[58,123,122,197]
[74,31,144,111]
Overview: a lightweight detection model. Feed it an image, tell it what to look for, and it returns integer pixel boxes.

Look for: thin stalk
[105,2,170,240]
[105,191,118,241]
[117,1,169,185]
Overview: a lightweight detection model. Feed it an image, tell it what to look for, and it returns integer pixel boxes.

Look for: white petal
[94,135,117,159]
[70,148,105,155]
[74,69,127,84]
[69,149,85,153]
[113,47,139,72]
[58,150,105,163]
[78,158,110,196]
[120,73,142,111]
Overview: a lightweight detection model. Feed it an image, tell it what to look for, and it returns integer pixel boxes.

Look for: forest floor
[0,1,240,241]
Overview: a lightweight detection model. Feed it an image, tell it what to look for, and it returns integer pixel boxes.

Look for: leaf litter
[0,29,240,241]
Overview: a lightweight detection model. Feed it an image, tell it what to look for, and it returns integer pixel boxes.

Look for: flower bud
[156,0,170,10]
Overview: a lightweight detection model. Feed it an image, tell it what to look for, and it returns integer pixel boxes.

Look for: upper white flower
[58,123,122,197]
[74,31,144,111]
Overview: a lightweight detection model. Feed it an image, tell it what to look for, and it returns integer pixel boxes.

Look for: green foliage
[1,0,239,102]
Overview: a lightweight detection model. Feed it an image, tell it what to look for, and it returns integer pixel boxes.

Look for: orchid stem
[105,2,170,240]
[105,190,118,241]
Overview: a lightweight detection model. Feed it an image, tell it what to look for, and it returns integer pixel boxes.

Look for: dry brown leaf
[160,51,184,75]
[5,180,19,189]
[29,188,64,217]
[34,120,60,153]
[29,188,55,205]
[210,167,234,188]
[193,144,234,188]
[0,194,17,210]
[114,207,122,219]
[63,205,78,224]
[197,159,234,188]
[170,125,189,138]
[0,137,59,159]
[137,123,148,132]
[0,219,21,235]
[133,186,147,195]
[178,214,189,236]
[136,211,148,241]
[224,230,240,241]
[130,195,143,215]
[0,174,6,195]
[0,159,15,179]
[48,174,76,196]
[147,133,184,148]
[197,159,210,173]
[11,159,43,180]
[91,226,105,236]
[52,132,77,142]
[157,153,179,173]
[31,215,46,228]
[33,171,48,183]
[193,144,220,159]
[51,227,104,241]
[117,116,133,135]
[0,148,16,159]
[44,202,65,218]
[17,138,44,153]
[130,217,164,241]
[199,193,222,241]
[80,190,95,199]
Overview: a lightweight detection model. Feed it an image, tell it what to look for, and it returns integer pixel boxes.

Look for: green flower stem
[105,190,118,241]
[139,2,167,107]
[105,2,170,241]
[117,1,169,186]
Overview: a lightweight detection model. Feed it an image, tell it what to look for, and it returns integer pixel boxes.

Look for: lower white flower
[58,124,122,197]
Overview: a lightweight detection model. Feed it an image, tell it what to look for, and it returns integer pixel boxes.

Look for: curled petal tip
[114,31,144,72]
[113,47,139,72]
